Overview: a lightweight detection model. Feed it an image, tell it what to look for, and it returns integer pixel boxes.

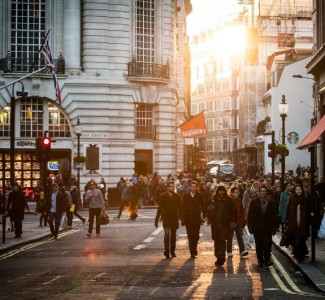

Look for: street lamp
[278,95,289,191]
[10,81,28,186]
[75,118,83,196]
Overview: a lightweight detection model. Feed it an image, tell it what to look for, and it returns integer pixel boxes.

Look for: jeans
[88,207,101,235]
[164,228,177,254]
[227,225,245,253]
[49,212,62,237]
[185,223,200,256]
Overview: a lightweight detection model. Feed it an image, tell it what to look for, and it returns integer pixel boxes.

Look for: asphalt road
[0,209,324,300]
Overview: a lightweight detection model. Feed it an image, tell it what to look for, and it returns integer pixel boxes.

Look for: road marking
[0,229,80,260]
[269,266,296,294]
[133,227,163,250]
[43,276,64,285]
[272,254,324,297]
[89,273,106,281]
[6,274,32,283]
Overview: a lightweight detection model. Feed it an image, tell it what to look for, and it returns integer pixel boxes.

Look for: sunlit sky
[187,0,243,36]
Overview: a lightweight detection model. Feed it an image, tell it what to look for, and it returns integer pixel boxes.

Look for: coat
[7,190,26,220]
[247,197,278,236]
[46,190,66,214]
[182,192,203,226]
[210,194,237,240]
[287,194,311,238]
[155,191,182,229]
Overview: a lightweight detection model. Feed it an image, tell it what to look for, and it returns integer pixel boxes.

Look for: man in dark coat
[209,185,237,266]
[6,183,26,238]
[182,181,204,258]
[247,185,278,267]
[155,181,182,258]
[46,183,66,240]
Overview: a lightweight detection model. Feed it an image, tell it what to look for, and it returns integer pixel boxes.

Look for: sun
[215,25,246,57]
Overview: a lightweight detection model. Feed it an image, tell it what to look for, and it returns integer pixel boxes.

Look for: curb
[272,235,325,293]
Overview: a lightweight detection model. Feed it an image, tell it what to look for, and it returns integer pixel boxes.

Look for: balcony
[135,125,156,140]
[0,57,65,74]
[128,57,170,81]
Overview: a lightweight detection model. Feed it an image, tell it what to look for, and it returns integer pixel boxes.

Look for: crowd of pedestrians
[1,165,324,267]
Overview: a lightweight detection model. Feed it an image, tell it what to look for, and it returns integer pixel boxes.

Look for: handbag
[70,204,75,213]
[100,210,109,225]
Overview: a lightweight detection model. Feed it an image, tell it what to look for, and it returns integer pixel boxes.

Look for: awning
[297,114,325,149]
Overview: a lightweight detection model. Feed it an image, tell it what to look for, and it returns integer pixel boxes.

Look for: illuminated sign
[48,160,59,171]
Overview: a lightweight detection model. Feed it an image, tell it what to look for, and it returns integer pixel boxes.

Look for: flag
[42,38,61,104]
[179,112,208,138]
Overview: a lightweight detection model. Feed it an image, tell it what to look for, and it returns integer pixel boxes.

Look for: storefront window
[48,104,71,137]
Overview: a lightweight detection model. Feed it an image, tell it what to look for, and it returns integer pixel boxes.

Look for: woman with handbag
[70,186,86,225]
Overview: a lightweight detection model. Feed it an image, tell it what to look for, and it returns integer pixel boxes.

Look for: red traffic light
[43,137,50,145]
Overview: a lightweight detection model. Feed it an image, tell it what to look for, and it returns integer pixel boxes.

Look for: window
[214,137,222,151]
[199,102,205,112]
[136,0,155,64]
[206,139,213,152]
[215,99,221,111]
[206,118,213,131]
[11,0,46,71]
[223,117,231,129]
[205,62,216,76]
[48,103,71,137]
[135,103,156,139]
[20,98,43,137]
[0,109,10,137]
[215,117,223,129]
[206,82,214,93]
[207,101,213,112]
[198,84,204,95]
[222,98,231,110]
[223,138,229,151]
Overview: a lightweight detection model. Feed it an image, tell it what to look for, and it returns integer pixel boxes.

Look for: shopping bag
[248,233,255,243]
[60,214,67,229]
[70,204,75,213]
[100,211,109,225]
[319,215,325,239]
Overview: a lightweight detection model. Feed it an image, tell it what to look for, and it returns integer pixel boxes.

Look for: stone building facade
[0,0,192,192]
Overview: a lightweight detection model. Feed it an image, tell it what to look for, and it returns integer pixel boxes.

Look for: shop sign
[16,141,36,148]
[48,160,60,171]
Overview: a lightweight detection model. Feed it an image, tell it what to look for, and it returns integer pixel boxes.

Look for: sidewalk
[1,212,325,293]
[272,232,325,293]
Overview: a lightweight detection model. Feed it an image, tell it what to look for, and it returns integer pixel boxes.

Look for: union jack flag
[42,38,61,104]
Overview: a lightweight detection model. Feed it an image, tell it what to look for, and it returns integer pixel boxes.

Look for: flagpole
[0,67,48,93]
[29,29,51,72]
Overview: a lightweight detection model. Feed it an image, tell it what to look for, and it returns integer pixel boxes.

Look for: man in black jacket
[247,185,278,267]
[209,185,237,266]
[6,183,26,238]
[155,181,182,258]
[182,181,204,258]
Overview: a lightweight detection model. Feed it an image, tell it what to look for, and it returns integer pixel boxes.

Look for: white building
[0,0,192,193]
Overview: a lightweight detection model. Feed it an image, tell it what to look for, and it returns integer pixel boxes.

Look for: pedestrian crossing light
[42,136,51,150]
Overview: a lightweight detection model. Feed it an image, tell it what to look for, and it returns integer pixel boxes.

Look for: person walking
[208,185,237,266]
[38,189,48,227]
[155,181,182,258]
[182,181,204,258]
[33,180,43,215]
[46,183,66,240]
[247,185,278,267]
[6,183,26,238]
[286,184,311,263]
[85,181,105,238]
[115,179,130,220]
[70,185,86,225]
[227,187,248,258]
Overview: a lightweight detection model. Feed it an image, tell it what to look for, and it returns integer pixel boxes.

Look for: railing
[128,57,170,79]
[0,57,65,74]
[135,125,156,140]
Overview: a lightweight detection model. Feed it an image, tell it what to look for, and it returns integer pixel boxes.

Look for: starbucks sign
[287,131,299,144]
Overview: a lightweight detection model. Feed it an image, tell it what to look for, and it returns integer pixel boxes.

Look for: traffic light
[268,143,276,158]
[35,136,51,161]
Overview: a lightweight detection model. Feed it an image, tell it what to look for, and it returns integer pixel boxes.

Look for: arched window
[48,103,71,137]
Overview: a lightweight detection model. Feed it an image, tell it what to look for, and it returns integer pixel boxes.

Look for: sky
[187,0,243,36]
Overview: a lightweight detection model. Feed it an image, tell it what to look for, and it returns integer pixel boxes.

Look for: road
[0,209,324,299]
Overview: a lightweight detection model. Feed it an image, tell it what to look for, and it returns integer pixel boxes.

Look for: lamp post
[10,82,28,186]
[75,118,83,195]
[278,95,289,191]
